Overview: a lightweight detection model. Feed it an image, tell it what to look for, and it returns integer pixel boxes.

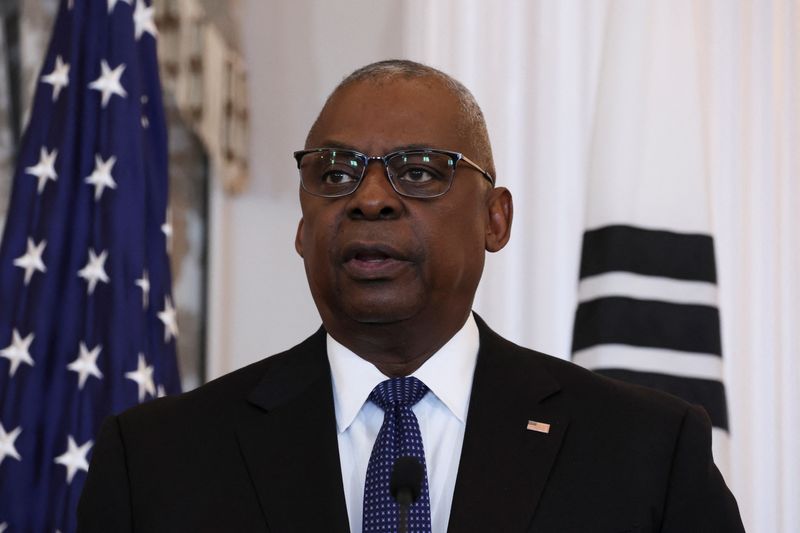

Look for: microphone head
[390,456,424,504]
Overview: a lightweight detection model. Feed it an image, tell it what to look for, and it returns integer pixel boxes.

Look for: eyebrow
[314,140,357,150]
[312,140,443,154]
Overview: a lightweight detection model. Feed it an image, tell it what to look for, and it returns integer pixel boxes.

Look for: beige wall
[207,0,406,377]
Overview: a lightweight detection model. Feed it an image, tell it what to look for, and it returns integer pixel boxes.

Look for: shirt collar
[327,313,480,434]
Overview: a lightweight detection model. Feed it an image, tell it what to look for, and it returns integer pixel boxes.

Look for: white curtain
[401,1,800,531]
[703,1,800,530]
[404,0,605,358]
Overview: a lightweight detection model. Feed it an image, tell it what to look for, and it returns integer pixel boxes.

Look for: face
[295,77,511,337]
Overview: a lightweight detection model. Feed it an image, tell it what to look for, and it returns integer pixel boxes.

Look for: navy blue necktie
[363,377,432,533]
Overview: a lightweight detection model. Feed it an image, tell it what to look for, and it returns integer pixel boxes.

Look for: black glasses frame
[293,147,495,198]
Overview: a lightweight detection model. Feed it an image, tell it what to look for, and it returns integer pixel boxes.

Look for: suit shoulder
[490,334,704,463]
[481,323,692,422]
[115,328,325,428]
[542,349,690,415]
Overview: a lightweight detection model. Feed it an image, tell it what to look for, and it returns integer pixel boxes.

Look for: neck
[325,310,471,377]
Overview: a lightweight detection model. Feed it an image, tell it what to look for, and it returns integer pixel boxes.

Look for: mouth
[341,243,412,279]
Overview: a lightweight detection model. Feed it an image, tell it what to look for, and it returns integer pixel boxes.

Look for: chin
[338,295,422,325]
[344,305,417,325]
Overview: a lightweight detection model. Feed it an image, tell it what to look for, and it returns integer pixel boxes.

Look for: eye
[321,170,358,185]
[397,167,439,183]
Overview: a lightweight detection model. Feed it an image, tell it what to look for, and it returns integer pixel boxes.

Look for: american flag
[0,0,181,531]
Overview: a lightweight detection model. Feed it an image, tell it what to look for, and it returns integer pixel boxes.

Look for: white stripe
[572,344,723,381]
[578,271,718,306]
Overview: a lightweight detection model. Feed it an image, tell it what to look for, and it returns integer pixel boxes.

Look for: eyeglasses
[293,147,495,198]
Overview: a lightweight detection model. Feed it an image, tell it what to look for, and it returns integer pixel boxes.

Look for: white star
[0,422,22,466]
[84,154,117,201]
[41,55,70,101]
[125,353,155,402]
[53,435,92,484]
[77,248,109,295]
[0,522,7,533]
[157,384,166,398]
[13,237,47,285]
[140,94,150,128]
[157,296,179,342]
[135,270,150,310]
[161,209,173,253]
[107,0,132,13]
[88,60,127,108]
[25,146,58,194]
[67,342,104,390]
[133,0,157,40]
[0,329,35,377]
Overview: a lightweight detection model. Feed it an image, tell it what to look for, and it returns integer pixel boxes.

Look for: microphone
[390,456,424,533]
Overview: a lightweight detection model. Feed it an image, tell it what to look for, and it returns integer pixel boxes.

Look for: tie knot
[368,376,429,411]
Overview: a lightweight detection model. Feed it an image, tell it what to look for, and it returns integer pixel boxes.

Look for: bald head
[305,59,495,177]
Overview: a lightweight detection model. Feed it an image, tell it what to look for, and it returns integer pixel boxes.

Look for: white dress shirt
[327,313,480,533]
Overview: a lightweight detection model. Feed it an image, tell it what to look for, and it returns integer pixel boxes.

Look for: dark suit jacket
[77,316,744,532]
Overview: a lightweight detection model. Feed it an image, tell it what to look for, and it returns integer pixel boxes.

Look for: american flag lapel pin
[526,420,551,434]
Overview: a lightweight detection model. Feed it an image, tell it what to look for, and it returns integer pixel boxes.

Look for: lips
[342,242,408,261]
[341,242,413,279]
[354,250,390,262]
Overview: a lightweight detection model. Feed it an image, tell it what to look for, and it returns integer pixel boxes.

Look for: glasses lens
[298,150,364,197]
[386,151,454,197]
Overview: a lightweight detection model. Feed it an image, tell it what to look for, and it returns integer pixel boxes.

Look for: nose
[346,161,404,220]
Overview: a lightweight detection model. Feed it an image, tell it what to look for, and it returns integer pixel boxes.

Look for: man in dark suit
[78,60,744,532]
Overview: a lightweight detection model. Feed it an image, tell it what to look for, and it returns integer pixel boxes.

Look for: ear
[294,218,305,257]
[485,187,513,253]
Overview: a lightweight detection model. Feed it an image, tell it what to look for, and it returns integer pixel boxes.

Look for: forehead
[307,78,470,155]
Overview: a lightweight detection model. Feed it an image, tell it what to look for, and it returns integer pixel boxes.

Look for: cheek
[302,207,339,252]
[300,213,340,282]
[418,204,486,286]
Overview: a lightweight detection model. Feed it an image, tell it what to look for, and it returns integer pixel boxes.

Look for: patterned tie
[363,377,432,533]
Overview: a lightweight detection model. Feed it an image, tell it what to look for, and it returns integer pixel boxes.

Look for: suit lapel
[235,329,350,533]
[447,316,570,532]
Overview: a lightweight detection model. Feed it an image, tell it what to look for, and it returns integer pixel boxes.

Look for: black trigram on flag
[570,3,729,468]
[571,225,729,433]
